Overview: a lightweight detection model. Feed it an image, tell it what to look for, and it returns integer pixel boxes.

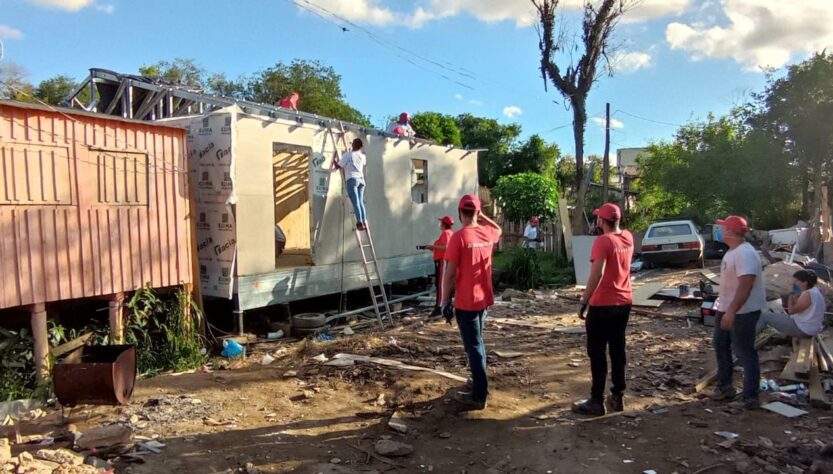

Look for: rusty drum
[53,345,137,406]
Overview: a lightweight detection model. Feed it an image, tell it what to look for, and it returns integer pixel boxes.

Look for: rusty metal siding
[0,102,193,310]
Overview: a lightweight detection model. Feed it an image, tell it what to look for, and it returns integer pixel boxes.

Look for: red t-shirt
[444,225,501,312]
[589,231,634,307]
[433,229,453,261]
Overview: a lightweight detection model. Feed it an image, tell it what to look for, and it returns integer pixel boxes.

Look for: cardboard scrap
[761,401,808,418]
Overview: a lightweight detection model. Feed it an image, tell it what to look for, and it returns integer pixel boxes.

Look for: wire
[613,109,684,128]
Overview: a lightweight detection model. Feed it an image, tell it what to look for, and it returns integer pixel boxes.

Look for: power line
[613,109,684,128]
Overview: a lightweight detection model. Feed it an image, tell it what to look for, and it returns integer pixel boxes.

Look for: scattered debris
[492,350,525,359]
[761,401,808,418]
[374,439,414,457]
[325,353,466,382]
[387,412,408,434]
[312,353,329,363]
[75,424,133,450]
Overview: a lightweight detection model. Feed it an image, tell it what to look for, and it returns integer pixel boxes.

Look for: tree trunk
[812,158,823,217]
[571,97,588,234]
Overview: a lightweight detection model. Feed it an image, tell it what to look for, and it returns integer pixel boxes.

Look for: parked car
[640,220,704,268]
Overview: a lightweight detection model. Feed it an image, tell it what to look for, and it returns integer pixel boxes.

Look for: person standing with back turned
[441,194,502,410]
[573,203,634,416]
[710,216,767,409]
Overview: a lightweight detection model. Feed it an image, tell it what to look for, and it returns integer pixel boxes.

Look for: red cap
[530,216,539,224]
[716,215,749,234]
[593,203,621,221]
[438,216,454,226]
[458,194,481,211]
[399,112,410,122]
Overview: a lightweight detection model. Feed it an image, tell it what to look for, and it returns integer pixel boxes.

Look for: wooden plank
[794,337,814,377]
[695,332,775,392]
[51,332,92,358]
[808,364,831,409]
[700,270,720,284]
[558,198,573,261]
[631,282,666,308]
[818,331,833,372]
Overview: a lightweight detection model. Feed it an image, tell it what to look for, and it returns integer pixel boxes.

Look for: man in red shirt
[441,195,502,410]
[573,203,634,416]
[424,216,455,317]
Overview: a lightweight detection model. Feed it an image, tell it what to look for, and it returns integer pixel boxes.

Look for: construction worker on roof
[387,112,415,137]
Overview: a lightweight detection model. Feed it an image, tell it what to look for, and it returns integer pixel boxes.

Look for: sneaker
[428,307,442,318]
[572,398,605,417]
[709,385,737,401]
[356,222,365,231]
[729,397,759,410]
[606,393,624,412]
[454,393,487,411]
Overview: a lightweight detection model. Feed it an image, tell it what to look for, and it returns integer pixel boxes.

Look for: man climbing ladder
[331,127,393,327]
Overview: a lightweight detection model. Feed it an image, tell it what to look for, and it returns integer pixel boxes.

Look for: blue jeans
[714,311,761,400]
[345,178,366,224]
[456,309,488,402]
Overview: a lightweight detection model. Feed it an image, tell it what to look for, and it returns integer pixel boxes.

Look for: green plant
[0,327,36,401]
[125,285,206,376]
[492,172,559,223]
[494,248,574,290]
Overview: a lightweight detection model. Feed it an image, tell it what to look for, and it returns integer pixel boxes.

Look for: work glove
[442,303,455,325]
[578,301,588,321]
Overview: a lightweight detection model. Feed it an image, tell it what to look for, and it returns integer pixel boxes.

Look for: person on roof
[277,92,300,111]
[423,216,455,317]
[334,138,368,230]
[387,112,415,137]
[523,216,542,249]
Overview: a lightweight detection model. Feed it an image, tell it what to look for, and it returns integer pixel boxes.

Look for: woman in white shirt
[756,270,826,337]
[335,138,368,231]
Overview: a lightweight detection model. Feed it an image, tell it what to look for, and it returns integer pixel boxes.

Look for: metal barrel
[53,345,137,406]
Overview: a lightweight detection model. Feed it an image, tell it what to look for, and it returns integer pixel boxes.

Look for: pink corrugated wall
[0,102,193,310]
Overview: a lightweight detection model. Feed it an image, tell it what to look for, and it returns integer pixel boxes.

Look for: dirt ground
[8,267,833,473]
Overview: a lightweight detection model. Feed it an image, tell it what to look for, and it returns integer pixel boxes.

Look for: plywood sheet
[632,282,666,308]
[572,236,596,286]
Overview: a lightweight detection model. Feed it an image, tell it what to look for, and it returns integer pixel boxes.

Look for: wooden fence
[480,185,565,256]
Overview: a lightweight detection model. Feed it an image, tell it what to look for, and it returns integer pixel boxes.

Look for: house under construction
[65,69,480,321]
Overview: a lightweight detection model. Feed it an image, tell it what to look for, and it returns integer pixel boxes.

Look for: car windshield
[648,224,692,238]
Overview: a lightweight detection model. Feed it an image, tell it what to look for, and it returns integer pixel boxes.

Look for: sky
[2,0,833,159]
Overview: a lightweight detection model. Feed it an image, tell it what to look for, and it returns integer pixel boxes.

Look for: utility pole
[602,102,611,203]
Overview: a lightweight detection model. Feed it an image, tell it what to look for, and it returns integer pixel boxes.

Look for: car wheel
[293,326,325,338]
[293,313,327,329]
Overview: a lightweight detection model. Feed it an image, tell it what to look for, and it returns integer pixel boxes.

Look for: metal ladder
[327,123,394,327]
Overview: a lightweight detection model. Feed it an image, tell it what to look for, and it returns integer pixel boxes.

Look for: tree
[34,75,79,105]
[246,59,370,126]
[492,172,560,223]
[139,58,206,87]
[206,73,246,99]
[752,52,833,216]
[533,0,632,233]
[509,134,560,179]
[410,112,462,146]
[0,62,36,102]
[455,113,522,187]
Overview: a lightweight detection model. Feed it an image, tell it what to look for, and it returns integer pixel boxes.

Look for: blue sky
[2,0,832,158]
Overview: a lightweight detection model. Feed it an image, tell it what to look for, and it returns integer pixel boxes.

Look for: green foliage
[455,114,522,187]
[410,112,462,146]
[510,134,560,179]
[494,248,573,290]
[246,59,370,126]
[139,58,206,87]
[34,75,79,105]
[125,285,206,376]
[0,327,36,401]
[492,172,559,222]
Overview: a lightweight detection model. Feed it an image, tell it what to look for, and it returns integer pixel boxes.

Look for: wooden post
[29,304,49,383]
[108,293,125,344]
[602,102,610,203]
[558,198,573,261]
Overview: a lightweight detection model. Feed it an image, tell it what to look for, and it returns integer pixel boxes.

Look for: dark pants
[434,260,443,308]
[586,305,631,401]
[714,311,761,400]
[456,309,488,402]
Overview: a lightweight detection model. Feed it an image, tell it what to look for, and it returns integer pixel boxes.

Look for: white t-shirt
[793,286,825,335]
[387,121,415,137]
[340,150,365,181]
[524,224,538,241]
[716,242,767,314]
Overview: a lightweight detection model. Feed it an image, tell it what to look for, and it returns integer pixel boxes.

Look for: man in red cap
[387,112,415,137]
[711,215,766,409]
[523,216,541,249]
[441,194,502,410]
[423,216,455,317]
[573,203,634,416]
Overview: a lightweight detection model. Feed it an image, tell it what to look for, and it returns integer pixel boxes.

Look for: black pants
[434,260,443,308]
[586,305,631,400]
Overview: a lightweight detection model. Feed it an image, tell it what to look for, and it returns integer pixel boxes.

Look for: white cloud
[665,0,833,70]
[468,99,484,106]
[95,3,114,13]
[503,106,523,118]
[0,25,24,40]
[592,117,624,129]
[611,51,653,73]
[28,0,93,10]
[292,0,690,29]
[454,93,463,100]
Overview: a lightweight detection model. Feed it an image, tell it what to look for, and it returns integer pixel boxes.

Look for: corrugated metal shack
[0,100,194,378]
